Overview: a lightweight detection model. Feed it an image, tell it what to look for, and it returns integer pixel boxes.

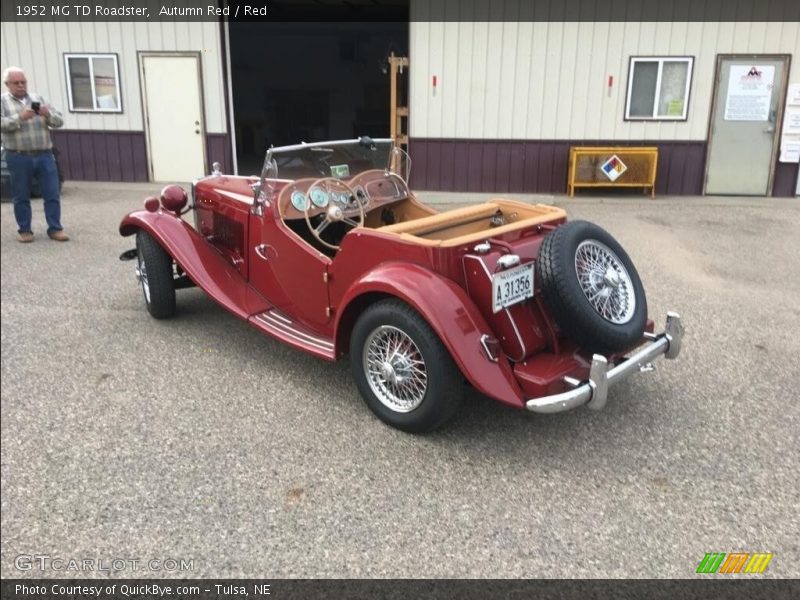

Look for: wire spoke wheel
[536,221,647,354]
[363,325,428,413]
[135,230,176,319]
[351,299,463,432]
[136,256,151,304]
[575,239,636,324]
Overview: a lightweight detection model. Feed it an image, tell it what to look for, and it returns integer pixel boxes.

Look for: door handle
[254,244,269,261]
[764,126,775,133]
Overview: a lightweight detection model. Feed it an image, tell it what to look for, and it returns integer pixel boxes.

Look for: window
[625,57,693,120]
[64,54,122,112]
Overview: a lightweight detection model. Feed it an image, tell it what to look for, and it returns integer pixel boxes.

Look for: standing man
[1,66,68,242]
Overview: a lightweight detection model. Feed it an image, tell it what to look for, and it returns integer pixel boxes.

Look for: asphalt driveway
[1,183,798,578]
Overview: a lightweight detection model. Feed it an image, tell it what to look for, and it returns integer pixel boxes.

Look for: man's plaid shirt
[1,92,63,151]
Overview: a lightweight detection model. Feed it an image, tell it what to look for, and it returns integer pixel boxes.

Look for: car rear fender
[119,210,269,319]
[335,262,525,408]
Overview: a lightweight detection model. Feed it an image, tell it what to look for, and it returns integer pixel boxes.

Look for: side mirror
[359,135,377,150]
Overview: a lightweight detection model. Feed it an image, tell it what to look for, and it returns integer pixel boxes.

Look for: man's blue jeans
[7,150,63,235]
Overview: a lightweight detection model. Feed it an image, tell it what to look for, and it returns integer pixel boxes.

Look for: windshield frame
[263,138,394,178]
[260,138,395,192]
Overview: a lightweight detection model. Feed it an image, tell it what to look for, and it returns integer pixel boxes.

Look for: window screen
[64,54,122,112]
[626,57,693,120]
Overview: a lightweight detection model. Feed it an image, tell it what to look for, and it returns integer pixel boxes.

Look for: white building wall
[409,18,800,140]
[0,20,227,133]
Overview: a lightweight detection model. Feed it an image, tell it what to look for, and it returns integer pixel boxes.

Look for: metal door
[705,55,789,195]
[140,54,206,182]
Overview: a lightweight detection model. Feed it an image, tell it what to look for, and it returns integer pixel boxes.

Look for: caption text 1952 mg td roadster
[119,137,683,432]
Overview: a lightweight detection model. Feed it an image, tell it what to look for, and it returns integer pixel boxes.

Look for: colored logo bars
[696,552,773,574]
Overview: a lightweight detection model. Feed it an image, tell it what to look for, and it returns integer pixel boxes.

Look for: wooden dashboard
[277,170,413,221]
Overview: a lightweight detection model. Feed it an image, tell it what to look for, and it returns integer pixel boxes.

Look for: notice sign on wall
[724,65,775,121]
[780,83,800,164]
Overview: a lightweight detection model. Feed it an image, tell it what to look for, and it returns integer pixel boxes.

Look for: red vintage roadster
[119,137,683,432]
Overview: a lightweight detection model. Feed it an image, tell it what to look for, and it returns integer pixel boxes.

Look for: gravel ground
[1,182,798,579]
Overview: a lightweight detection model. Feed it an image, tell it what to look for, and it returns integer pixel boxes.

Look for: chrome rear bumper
[525,312,683,414]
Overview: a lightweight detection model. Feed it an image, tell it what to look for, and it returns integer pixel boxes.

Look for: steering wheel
[303,177,365,251]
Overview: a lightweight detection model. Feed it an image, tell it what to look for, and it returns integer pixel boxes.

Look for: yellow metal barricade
[568,146,658,198]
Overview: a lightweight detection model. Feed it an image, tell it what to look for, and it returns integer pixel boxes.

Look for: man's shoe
[17,232,34,243]
[48,230,70,242]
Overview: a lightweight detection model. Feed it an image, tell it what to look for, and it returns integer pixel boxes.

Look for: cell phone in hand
[30,102,41,113]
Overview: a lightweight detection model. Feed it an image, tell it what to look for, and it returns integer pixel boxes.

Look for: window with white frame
[64,54,122,112]
[625,57,693,120]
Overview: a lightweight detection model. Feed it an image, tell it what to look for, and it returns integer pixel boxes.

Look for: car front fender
[335,262,525,408]
[120,210,269,319]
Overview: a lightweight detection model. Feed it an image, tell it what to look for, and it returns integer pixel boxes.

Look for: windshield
[261,137,399,182]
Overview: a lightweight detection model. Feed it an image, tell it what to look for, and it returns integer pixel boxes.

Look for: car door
[247,209,332,329]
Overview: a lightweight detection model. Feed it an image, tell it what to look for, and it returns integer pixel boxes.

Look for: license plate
[492,262,534,313]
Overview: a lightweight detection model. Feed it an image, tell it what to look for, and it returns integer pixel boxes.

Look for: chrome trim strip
[198,175,292,184]
[216,189,255,204]
[480,334,499,362]
[257,312,315,339]
[525,313,683,414]
[254,312,334,351]
[267,309,292,325]
[503,306,527,361]
[269,138,393,153]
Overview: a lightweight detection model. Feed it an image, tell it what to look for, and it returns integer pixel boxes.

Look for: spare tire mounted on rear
[535,220,647,354]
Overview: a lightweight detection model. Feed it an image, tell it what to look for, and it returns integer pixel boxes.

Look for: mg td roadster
[119,137,683,432]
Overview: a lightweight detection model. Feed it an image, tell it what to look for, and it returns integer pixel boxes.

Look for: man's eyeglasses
[6,80,27,85]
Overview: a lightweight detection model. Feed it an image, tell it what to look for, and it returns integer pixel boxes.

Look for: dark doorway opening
[229,19,408,174]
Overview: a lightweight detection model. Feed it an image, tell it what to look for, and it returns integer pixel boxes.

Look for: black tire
[536,220,647,354]
[350,299,463,433]
[135,230,176,319]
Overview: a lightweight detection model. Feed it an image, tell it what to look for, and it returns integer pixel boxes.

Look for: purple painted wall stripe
[50,131,232,183]
[774,162,798,197]
[410,138,716,196]
[44,131,796,196]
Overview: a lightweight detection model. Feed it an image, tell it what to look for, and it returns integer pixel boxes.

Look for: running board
[250,309,336,360]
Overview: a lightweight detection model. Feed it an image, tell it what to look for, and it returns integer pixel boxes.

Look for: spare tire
[536,220,647,354]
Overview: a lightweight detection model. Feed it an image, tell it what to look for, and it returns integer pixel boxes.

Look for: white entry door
[705,55,788,196]
[141,54,205,182]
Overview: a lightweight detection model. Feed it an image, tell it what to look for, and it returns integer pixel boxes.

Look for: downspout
[220,14,238,175]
